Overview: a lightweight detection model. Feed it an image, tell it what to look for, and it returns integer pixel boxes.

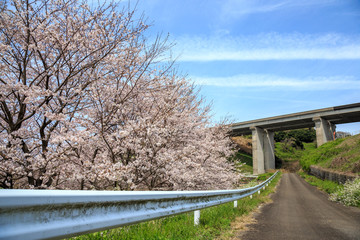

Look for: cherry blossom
[0,0,240,190]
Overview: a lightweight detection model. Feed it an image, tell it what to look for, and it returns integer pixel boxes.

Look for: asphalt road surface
[240,173,360,240]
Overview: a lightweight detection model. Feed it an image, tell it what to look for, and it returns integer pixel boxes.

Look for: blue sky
[132,0,360,133]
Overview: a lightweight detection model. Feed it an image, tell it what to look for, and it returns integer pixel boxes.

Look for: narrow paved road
[240,173,360,240]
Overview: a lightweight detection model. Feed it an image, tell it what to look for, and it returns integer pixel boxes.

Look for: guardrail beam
[0,172,278,240]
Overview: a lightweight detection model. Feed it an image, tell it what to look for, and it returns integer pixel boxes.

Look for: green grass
[70,173,282,240]
[229,151,253,174]
[298,171,342,194]
[319,138,360,173]
[275,134,360,175]
[256,172,273,181]
[298,170,360,208]
[275,142,316,162]
[298,134,360,174]
[299,138,346,171]
[299,134,360,174]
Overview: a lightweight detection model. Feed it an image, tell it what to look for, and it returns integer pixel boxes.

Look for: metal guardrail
[0,171,278,240]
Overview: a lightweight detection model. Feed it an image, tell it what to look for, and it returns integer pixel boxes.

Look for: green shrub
[274,129,316,143]
[330,178,360,207]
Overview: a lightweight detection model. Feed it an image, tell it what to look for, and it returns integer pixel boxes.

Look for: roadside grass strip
[298,170,341,194]
[298,171,360,207]
[70,173,282,240]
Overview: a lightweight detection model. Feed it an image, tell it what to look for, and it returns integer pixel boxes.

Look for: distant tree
[0,0,238,190]
[274,131,287,142]
[275,128,316,144]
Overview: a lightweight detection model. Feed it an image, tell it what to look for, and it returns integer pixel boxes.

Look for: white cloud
[173,33,360,61]
[192,74,360,90]
[220,0,341,20]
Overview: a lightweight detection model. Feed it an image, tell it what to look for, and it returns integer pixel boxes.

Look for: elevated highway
[230,103,360,174]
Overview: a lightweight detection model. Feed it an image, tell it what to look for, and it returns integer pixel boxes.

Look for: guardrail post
[258,190,261,195]
[194,210,200,225]
[250,194,253,199]
[234,200,238,208]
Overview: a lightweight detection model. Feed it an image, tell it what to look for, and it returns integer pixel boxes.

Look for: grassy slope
[70,173,282,240]
[299,134,360,175]
[230,136,253,174]
[230,151,253,174]
[274,134,360,176]
[275,142,316,162]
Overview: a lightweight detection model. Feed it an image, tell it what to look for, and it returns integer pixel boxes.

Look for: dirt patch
[215,213,257,240]
[237,177,257,185]
[215,200,273,240]
[330,156,350,168]
[231,136,252,155]
[231,201,273,240]
[352,160,360,173]
[281,161,300,173]
[337,133,360,148]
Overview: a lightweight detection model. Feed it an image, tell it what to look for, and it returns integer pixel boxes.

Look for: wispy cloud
[173,33,360,61]
[220,0,341,20]
[192,74,360,90]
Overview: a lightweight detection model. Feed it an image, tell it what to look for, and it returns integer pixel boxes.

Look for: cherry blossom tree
[0,0,239,190]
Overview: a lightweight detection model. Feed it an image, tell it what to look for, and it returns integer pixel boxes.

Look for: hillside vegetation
[231,131,360,207]
[274,128,316,163]
[231,129,316,172]
[230,136,253,175]
[275,142,316,163]
[275,132,360,207]
[231,130,360,177]
[300,134,360,175]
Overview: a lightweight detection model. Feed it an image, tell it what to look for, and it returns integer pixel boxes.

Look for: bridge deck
[230,103,360,135]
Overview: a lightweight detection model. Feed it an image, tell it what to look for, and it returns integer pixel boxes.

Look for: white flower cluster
[330,178,360,207]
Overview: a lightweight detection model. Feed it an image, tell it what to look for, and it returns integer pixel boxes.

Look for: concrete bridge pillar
[264,130,275,170]
[313,117,336,146]
[251,127,275,175]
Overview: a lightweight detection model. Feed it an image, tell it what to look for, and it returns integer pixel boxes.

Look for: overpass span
[230,103,360,174]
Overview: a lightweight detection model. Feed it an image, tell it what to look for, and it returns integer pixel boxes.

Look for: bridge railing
[0,171,278,240]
